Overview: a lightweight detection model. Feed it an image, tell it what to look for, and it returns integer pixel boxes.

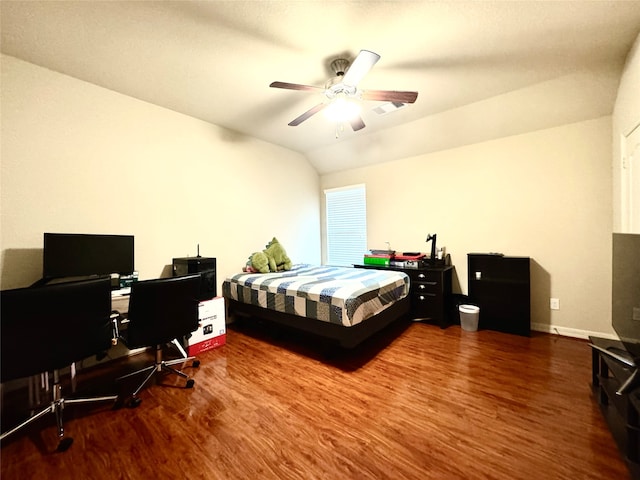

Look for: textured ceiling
[2,1,640,173]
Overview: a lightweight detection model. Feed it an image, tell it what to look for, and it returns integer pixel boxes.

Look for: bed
[222,264,411,348]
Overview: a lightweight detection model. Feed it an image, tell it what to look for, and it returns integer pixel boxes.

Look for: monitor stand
[589,342,640,395]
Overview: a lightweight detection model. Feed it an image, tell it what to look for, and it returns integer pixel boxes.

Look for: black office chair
[0,277,119,451]
[117,275,201,407]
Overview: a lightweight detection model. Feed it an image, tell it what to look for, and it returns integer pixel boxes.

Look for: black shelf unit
[172,256,217,301]
[467,253,530,336]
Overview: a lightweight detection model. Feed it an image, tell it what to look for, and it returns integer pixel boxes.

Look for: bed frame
[225,295,411,349]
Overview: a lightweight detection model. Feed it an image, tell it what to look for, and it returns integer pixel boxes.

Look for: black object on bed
[222,264,411,348]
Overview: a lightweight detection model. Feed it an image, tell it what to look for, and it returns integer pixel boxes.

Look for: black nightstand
[354,263,453,328]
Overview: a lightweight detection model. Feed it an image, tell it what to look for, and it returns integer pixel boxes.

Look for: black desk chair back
[0,276,118,451]
[118,275,201,407]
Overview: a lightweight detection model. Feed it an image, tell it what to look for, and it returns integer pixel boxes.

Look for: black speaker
[172,257,216,301]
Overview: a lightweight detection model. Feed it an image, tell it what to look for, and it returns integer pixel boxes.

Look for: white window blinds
[324,184,367,266]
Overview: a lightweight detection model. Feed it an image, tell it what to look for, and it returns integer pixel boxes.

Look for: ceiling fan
[270,50,418,132]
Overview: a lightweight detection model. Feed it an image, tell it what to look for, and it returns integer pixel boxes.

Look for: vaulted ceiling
[2,1,640,173]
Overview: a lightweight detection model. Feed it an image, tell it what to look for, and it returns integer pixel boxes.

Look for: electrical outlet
[550,298,560,310]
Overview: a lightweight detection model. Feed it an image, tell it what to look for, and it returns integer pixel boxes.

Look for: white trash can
[459,304,480,331]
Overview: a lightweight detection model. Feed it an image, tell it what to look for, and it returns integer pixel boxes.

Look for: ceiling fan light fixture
[329,58,350,77]
[323,97,361,122]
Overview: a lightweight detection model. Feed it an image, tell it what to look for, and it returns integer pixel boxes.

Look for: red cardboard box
[187,297,226,356]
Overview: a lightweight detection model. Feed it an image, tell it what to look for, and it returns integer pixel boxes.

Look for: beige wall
[321,117,613,338]
[613,32,640,233]
[0,55,321,290]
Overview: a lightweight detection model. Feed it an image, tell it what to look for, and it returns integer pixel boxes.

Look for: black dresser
[467,253,530,336]
[354,264,453,328]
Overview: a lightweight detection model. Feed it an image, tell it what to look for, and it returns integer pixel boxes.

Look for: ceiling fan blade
[288,103,326,126]
[342,50,380,87]
[270,81,324,92]
[361,89,419,103]
[349,116,366,132]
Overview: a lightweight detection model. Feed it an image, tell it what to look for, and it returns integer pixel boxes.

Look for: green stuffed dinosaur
[246,250,270,273]
[263,237,292,272]
[244,237,292,273]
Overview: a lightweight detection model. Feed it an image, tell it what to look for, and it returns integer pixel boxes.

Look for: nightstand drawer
[412,293,441,319]
[406,269,440,283]
[413,281,439,294]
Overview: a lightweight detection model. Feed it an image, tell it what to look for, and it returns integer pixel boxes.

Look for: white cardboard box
[187,297,226,355]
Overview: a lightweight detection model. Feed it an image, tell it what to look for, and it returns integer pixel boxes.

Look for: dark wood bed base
[225,295,411,349]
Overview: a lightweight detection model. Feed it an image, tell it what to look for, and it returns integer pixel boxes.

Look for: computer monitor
[43,233,134,280]
[612,233,640,362]
[590,233,640,395]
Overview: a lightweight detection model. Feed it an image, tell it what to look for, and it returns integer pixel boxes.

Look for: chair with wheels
[0,276,119,451]
[117,275,201,407]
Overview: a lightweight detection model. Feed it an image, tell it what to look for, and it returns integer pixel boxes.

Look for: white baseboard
[531,322,619,341]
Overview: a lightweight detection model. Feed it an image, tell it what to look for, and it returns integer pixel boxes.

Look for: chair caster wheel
[113,396,125,410]
[186,379,195,389]
[192,359,201,368]
[127,396,142,408]
[57,437,73,452]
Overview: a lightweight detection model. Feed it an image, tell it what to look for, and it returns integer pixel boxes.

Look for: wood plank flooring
[0,317,631,479]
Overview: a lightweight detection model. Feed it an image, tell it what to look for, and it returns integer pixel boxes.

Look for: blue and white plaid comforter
[222,264,409,327]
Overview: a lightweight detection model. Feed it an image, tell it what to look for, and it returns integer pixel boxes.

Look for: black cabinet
[172,256,217,300]
[468,253,530,336]
[355,264,453,328]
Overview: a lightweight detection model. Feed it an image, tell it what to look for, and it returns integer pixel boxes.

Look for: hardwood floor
[0,317,631,479]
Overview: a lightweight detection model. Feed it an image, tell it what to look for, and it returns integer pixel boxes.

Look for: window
[324,184,367,266]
